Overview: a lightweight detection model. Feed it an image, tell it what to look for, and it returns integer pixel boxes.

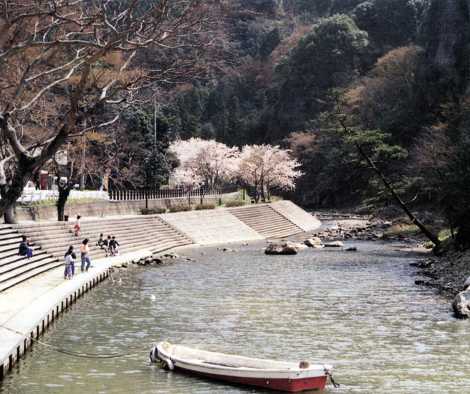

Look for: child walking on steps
[73,215,81,237]
[64,246,76,279]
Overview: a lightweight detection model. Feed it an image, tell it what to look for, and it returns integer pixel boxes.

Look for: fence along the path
[108,187,237,201]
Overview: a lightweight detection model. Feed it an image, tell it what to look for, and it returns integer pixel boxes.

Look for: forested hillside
[1,0,470,246]
[163,0,470,245]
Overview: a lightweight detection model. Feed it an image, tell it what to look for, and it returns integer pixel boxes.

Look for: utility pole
[154,96,157,148]
[80,133,86,190]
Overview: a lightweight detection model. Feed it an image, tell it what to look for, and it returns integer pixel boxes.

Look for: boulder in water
[265,242,298,255]
[152,257,163,264]
[324,241,344,248]
[304,237,324,248]
[464,276,470,290]
[452,289,470,319]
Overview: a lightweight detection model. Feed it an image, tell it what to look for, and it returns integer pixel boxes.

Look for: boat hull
[176,365,327,392]
[151,342,332,393]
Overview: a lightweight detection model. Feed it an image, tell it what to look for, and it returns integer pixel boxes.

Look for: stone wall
[15,193,240,221]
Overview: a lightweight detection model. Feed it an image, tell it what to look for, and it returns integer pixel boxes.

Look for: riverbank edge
[413,247,470,298]
[0,250,151,379]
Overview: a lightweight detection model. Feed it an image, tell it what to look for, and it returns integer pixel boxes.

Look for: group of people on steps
[17,214,121,281]
[64,215,120,279]
[64,238,91,279]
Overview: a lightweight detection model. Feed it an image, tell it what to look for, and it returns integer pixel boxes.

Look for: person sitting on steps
[109,236,120,256]
[18,236,33,259]
[105,235,111,256]
[97,233,105,249]
[80,238,91,272]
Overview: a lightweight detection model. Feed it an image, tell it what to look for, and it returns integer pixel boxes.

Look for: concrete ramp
[229,205,303,239]
[271,201,321,232]
[160,210,263,245]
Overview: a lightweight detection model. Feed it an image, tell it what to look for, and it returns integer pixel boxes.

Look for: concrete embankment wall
[160,210,264,245]
[160,201,321,244]
[270,201,321,232]
[15,192,240,222]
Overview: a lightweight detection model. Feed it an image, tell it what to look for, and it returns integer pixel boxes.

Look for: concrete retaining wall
[14,192,241,221]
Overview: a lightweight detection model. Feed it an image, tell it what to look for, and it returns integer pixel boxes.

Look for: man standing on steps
[80,238,91,272]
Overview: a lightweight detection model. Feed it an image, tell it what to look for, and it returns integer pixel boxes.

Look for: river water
[1,241,470,393]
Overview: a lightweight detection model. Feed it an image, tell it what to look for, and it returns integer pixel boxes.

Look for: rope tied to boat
[1,324,141,359]
[325,367,340,388]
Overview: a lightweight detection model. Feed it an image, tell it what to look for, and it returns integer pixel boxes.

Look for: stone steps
[229,205,303,238]
[0,259,62,293]
[22,218,189,257]
[0,226,59,293]
[0,233,24,245]
[1,215,193,291]
[40,229,186,259]
[0,227,15,236]
[0,244,42,261]
[0,250,49,269]
[0,214,193,293]
[0,256,60,284]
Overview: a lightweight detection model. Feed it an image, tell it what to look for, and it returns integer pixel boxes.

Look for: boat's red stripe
[174,366,327,392]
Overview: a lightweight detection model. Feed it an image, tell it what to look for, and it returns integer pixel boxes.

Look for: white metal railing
[108,187,238,201]
[17,189,110,204]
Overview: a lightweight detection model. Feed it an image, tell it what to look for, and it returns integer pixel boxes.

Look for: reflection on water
[1,241,469,393]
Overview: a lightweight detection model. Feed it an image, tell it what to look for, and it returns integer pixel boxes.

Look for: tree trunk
[455,210,470,249]
[260,179,266,203]
[339,120,441,249]
[3,203,16,224]
[0,168,30,224]
[0,189,20,224]
[57,184,72,221]
[355,140,441,248]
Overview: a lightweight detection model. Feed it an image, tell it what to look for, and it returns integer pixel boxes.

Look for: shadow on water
[1,241,469,394]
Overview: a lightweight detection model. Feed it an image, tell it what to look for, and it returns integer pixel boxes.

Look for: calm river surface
[2,241,469,393]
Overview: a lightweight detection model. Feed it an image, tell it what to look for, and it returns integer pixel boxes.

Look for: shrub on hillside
[169,205,192,213]
[225,200,246,208]
[195,203,216,210]
[141,207,166,215]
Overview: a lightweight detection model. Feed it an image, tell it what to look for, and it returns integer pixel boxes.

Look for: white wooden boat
[150,342,335,392]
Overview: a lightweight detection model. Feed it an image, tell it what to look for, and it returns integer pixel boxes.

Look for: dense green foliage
[116,108,177,189]
[139,0,470,245]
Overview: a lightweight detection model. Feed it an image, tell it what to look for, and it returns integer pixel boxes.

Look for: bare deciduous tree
[0,0,220,223]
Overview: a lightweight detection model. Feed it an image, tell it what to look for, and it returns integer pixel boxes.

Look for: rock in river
[304,237,324,248]
[464,276,470,290]
[265,242,298,255]
[452,289,470,319]
[324,241,344,248]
